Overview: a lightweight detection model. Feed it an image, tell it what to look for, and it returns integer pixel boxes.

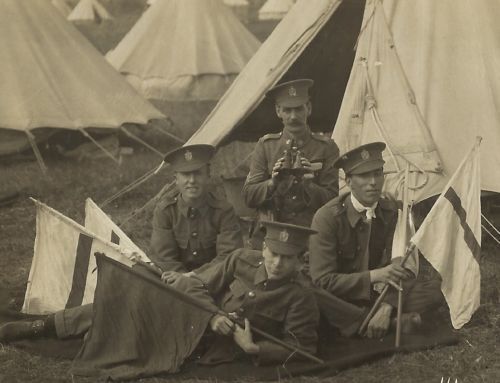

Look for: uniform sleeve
[303,140,339,207]
[149,204,187,273]
[242,139,275,208]
[309,208,372,301]
[193,206,244,274]
[256,288,319,364]
[196,250,240,297]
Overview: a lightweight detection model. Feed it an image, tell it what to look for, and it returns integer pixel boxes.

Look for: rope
[118,180,177,227]
[25,131,48,174]
[100,164,161,208]
[120,126,164,157]
[79,128,120,164]
[482,224,500,248]
[152,123,186,145]
[481,213,500,236]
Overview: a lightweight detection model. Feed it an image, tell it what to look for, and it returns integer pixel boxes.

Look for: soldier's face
[262,245,299,280]
[346,168,385,206]
[276,102,311,133]
[175,165,210,202]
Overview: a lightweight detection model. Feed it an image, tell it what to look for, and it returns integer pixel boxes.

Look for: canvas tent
[223,0,250,23]
[332,0,500,203]
[258,0,296,20]
[187,0,500,211]
[68,0,112,23]
[0,0,164,167]
[51,0,72,17]
[107,0,260,102]
[106,0,261,140]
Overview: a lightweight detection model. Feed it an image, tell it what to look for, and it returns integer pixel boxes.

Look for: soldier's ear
[275,104,281,118]
[306,101,312,116]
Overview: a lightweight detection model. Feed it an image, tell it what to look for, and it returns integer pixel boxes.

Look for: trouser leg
[385,277,444,314]
[54,303,94,339]
[314,288,367,337]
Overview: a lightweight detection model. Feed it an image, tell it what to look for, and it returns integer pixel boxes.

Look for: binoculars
[279,142,307,176]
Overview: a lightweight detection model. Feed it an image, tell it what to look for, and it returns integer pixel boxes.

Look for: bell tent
[106,0,261,141]
[258,0,296,20]
[0,0,165,169]
[187,0,500,211]
[68,0,112,23]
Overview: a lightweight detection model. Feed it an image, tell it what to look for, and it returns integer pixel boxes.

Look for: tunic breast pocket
[223,279,248,310]
[337,245,357,272]
[174,232,189,250]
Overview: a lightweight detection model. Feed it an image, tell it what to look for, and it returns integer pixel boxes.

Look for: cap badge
[288,86,297,97]
[361,149,370,160]
[279,229,289,242]
[184,150,193,161]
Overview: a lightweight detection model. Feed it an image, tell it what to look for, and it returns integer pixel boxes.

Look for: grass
[1,148,500,383]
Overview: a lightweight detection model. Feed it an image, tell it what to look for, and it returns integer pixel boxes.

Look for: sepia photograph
[0,0,499,382]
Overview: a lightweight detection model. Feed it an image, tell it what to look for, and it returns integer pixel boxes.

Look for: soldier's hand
[161,271,183,284]
[370,263,412,285]
[233,318,260,354]
[209,314,235,335]
[271,157,285,179]
[365,303,392,339]
[183,271,196,278]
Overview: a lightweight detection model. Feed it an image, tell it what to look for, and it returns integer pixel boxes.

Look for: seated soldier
[150,144,243,282]
[0,221,320,366]
[309,142,444,339]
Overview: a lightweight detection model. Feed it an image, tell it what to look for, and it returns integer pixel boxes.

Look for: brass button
[258,261,263,265]
[192,232,198,238]
[248,291,256,298]
[192,251,198,256]
[292,195,297,200]
[286,139,291,144]
[293,180,298,184]
[239,307,245,313]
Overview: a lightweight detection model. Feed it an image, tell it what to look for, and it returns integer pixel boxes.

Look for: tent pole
[25,131,48,174]
[120,126,165,157]
[79,128,120,164]
[395,162,411,348]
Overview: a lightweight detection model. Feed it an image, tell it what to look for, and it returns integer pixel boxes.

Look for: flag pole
[395,162,411,347]
[127,257,325,364]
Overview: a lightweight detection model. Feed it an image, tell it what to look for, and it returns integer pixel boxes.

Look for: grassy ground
[1,149,499,383]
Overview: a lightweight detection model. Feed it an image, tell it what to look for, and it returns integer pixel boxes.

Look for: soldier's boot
[0,314,55,342]
[391,312,422,334]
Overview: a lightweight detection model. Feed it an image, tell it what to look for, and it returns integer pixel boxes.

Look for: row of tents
[51,0,296,23]
[3,0,500,206]
[0,0,261,164]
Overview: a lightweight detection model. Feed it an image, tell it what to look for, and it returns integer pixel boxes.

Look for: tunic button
[258,261,263,265]
[239,308,245,313]
[292,195,297,200]
[192,232,198,238]
[293,180,298,184]
[192,251,198,256]
[286,139,291,144]
[248,291,256,298]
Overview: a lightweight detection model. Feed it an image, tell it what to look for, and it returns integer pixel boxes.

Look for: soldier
[150,144,243,283]
[0,221,319,366]
[309,142,444,339]
[243,79,339,229]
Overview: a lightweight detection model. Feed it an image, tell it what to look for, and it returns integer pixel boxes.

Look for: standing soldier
[243,79,339,231]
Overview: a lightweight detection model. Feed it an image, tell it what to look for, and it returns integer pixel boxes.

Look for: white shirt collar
[351,193,378,220]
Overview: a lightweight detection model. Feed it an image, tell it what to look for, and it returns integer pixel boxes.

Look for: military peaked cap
[266,79,314,108]
[334,142,386,175]
[261,220,317,256]
[164,144,215,172]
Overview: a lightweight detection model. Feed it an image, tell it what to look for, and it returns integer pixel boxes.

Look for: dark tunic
[195,248,320,364]
[150,192,243,273]
[309,193,398,302]
[242,129,339,226]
